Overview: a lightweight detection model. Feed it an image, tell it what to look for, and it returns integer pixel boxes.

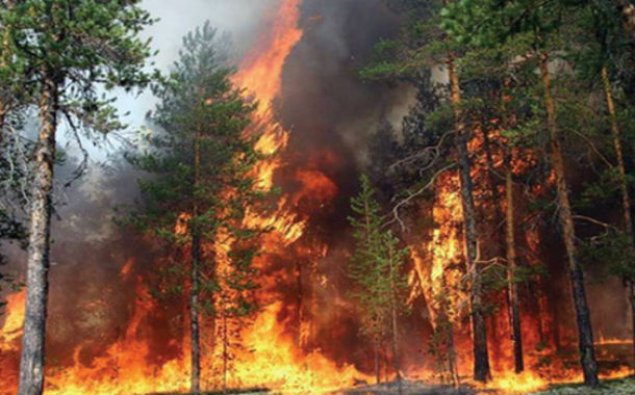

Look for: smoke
[0,0,422,378]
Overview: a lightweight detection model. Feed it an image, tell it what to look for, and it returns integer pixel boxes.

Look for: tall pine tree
[127,23,260,394]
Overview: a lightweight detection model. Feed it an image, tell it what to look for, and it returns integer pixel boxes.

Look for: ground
[342,380,475,394]
[159,377,635,395]
[528,377,635,395]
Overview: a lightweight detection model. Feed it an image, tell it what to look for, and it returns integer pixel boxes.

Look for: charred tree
[448,58,491,383]
[504,152,524,373]
[539,52,599,386]
[500,85,525,373]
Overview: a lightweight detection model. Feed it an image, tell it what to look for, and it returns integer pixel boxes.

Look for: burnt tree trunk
[388,244,402,392]
[630,282,635,367]
[601,65,635,367]
[222,292,229,394]
[448,57,491,383]
[438,278,460,388]
[18,74,58,395]
[500,82,525,373]
[539,52,599,387]
[505,157,524,373]
[190,127,202,394]
[374,338,381,385]
[0,100,6,134]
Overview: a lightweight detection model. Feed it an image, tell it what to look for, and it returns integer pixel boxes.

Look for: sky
[74,0,275,163]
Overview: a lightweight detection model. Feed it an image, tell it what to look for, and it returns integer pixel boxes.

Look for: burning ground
[1,0,635,394]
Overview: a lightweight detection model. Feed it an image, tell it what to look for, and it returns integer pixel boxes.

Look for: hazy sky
[76,0,276,162]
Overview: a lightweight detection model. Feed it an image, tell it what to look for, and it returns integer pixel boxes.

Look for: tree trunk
[388,245,401,392]
[18,75,58,395]
[601,65,635,368]
[0,100,6,133]
[190,128,202,394]
[448,57,491,383]
[446,322,460,388]
[539,52,599,387]
[505,159,524,373]
[222,293,229,395]
[438,283,460,388]
[602,66,634,241]
[374,339,381,385]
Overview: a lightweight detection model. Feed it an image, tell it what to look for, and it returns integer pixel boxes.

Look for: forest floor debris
[528,377,635,395]
[342,380,476,394]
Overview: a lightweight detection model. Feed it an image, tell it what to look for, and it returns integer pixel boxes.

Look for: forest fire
[2,0,635,394]
[1,0,363,393]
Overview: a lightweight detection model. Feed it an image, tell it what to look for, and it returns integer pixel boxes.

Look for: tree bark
[448,57,491,383]
[438,281,460,388]
[630,282,635,367]
[0,100,6,146]
[388,244,402,393]
[18,74,58,395]
[374,340,381,385]
[505,158,524,373]
[190,127,202,394]
[539,52,599,387]
[222,292,229,395]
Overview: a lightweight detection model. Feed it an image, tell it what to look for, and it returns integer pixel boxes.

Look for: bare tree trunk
[222,293,229,394]
[438,281,460,388]
[601,65,635,368]
[374,338,381,385]
[446,323,460,388]
[0,100,6,134]
[391,307,401,392]
[500,80,525,373]
[190,128,202,394]
[505,159,524,373]
[18,75,58,395]
[539,52,599,387]
[448,57,491,383]
[388,245,402,393]
[602,66,634,245]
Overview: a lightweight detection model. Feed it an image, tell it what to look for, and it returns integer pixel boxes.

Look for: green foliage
[348,175,409,342]
[0,0,155,307]
[360,0,446,82]
[1,0,157,136]
[126,23,262,318]
[580,230,635,280]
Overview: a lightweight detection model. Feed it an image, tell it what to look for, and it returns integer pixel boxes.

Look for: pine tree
[348,175,409,386]
[441,0,601,385]
[127,23,260,394]
[1,2,155,393]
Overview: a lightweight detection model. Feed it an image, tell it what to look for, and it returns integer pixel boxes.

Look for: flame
[0,290,25,350]
[2,1,634,393]
[484,371,548,393]
[0,1,362,394]
[215,302,363,393]
[233,0,302,119]
[214,0,366,391]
